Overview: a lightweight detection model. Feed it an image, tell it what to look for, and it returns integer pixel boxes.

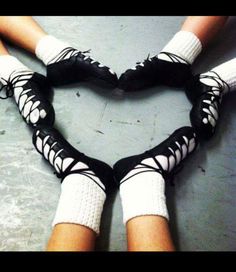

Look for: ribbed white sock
[158,31,202,64]
[120,171,169,225]
[52,173,106,235]
[35,35,71,65]
[200,58,236,93]
[0,55,32,84]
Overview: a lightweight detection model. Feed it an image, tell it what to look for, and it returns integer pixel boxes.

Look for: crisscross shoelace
[131,52,190,70]
[48,46,105,68]
[198,71,230,127]
[39,133,105,191]
[158,52,190,65]
[0,70,44,124]
[120,136,192,186]
[0,70,34,98]
[0,70,32,99]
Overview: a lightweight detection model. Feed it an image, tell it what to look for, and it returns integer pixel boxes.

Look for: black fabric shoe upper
[32,125,114,193]
[113,126,198,186]
[0,71,55,127]
[118,56,192,92]
[185,74,228,139]
[46,47,118,88]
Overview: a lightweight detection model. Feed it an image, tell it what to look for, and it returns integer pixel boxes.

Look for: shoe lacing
[131,52,190,71]
[48,47,106,69]
[38,132,105,191]
[120,135,194,186]
[197,71,230,128]
[0,70,33,99]
[0,70,45,125]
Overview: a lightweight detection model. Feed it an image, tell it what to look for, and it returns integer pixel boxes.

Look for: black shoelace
[48,47,105,69]
[132,51,190,70]
[197,71,230,127]
[158,52,190,65]
[0,70,33,100]
[38,133,105,191]
[120,137,192,186]
[0,70,44,125]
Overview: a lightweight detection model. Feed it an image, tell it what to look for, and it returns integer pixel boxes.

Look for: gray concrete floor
[0,16,236,251]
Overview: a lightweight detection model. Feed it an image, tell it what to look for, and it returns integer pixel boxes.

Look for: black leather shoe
[119,53,192,92]
[113,126,198,186]
[0,71,55,127]
[47,47,118,88]
[32,125,114,193]
[185,72,230,139]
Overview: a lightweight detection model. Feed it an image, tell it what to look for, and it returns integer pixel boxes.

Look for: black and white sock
[158,31,202,65]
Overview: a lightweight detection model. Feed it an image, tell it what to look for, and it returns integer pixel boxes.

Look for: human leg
[32,125,113,251]
[113,126,198,251]
[0,16,118,88]
[181,16,229,47]
[119,16,229,92]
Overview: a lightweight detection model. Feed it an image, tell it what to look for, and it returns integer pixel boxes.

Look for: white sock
[158,31,202,64]
[0,55,32,84]
[120,171,169,225]
[52,173,106,235]
[35,35,72,65]
[200,58,236,93]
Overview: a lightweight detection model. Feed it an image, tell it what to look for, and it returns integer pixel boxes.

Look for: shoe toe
[92,67,118,88]
[119,68,155,92]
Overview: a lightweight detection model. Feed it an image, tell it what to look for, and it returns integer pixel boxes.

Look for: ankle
[0,55,31,83]
[35,35,71,65]
[158,31,202,64]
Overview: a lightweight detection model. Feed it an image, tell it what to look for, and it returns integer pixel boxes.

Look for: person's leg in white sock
[186,58,236,139]
[32,125,113,251]
[113,126,198,251]
[119,16,229,92]
[0,16,118,88]
[0,38,54,126]
[35,34,118,88]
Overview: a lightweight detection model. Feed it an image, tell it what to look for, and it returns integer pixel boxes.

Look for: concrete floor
[0,16,236,251]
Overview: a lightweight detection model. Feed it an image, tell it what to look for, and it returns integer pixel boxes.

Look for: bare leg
[0,16,47,53]
[181,16,229,47]
[126,216,175,251]
[47,223,96,251]
[0,16,118,87]
[0,39,10,55]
